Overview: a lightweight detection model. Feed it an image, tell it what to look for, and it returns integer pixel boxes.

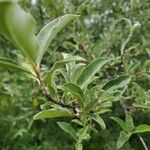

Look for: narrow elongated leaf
[76,58,110,88]
[111,117,128,132]
[57,122,77,140]
[133,124,150,134]
[33,108,73,120]
[125,114,134,132]
[89,114,106,129]
[44,57,85,84]
[0,1,38,63]
[36,14,79,65]
[102,75,131,91]
[0,57,30,73]
[117,131,131,149]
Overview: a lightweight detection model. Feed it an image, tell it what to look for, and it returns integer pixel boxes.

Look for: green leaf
[71,119,84,126]
[89,114,106,129]
[0,1,38,64]
[44,57,85,85]
[117,131,131,149]
[102,75,131,91]
[36,14,79,65]
[125,114,134,132]
[111,117,128,132]
[64,83,84,108]
[64,83,83,96]
[143,60,150,69]
[0,57,30,73]
[33,108,73,120]
[84,99,98,112]
[57,122,77,140]
[133,124,150,134]
[77,127,89,141]
[76,58,110,88]
[132,103,150,109]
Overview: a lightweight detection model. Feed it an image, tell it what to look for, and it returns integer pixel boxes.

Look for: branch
[138,134,148,150]
[34,67,78,109]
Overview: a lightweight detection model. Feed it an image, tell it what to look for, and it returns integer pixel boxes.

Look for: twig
[138,134,148,150]
[34,67,77,109]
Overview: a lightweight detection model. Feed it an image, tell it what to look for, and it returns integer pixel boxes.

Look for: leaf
[64,83,84,108]
[89,114,106,129]
[132,103,150,109]
[64,83,83,96]
[36,14,79,65]
[33,108,73,120]
[0,57,30,73]
[76,58,110,88]
[133,124,150,134]
[71,119,84,126]
[102,75,131,91]
[143,60,150,69]
[111,117,128,132]
[117,131,131,149]
[44,57,85,85]
[77,127,89,141]
[125,114,134,132]
[0,1,38,63]
[84,99,98,112]
[57,122,77,140]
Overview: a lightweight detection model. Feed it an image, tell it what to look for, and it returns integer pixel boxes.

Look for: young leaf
[36,14,79,65]
[133,124,150,134]
[111,117,128,132]
[44,57,85,84]
[57,122,77,140]
[102,75,131,91]
[33,108,73,120]
[89,114,106,129]
[117,131,131,149]
[76,58,110,88]
[0,1,38,64]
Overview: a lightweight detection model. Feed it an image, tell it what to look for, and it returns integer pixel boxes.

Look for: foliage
[0,0,150,150]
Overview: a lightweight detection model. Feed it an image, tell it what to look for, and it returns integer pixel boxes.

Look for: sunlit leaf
[76,58,110,88]
[0,1,38,64]
[36,14,79,65]
[133,124,150,134]
[33,108,73,120]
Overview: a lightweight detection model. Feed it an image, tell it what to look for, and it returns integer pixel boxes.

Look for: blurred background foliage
[0,0,149,149]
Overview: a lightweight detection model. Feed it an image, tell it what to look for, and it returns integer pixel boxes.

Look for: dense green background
[0,0,149,149]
